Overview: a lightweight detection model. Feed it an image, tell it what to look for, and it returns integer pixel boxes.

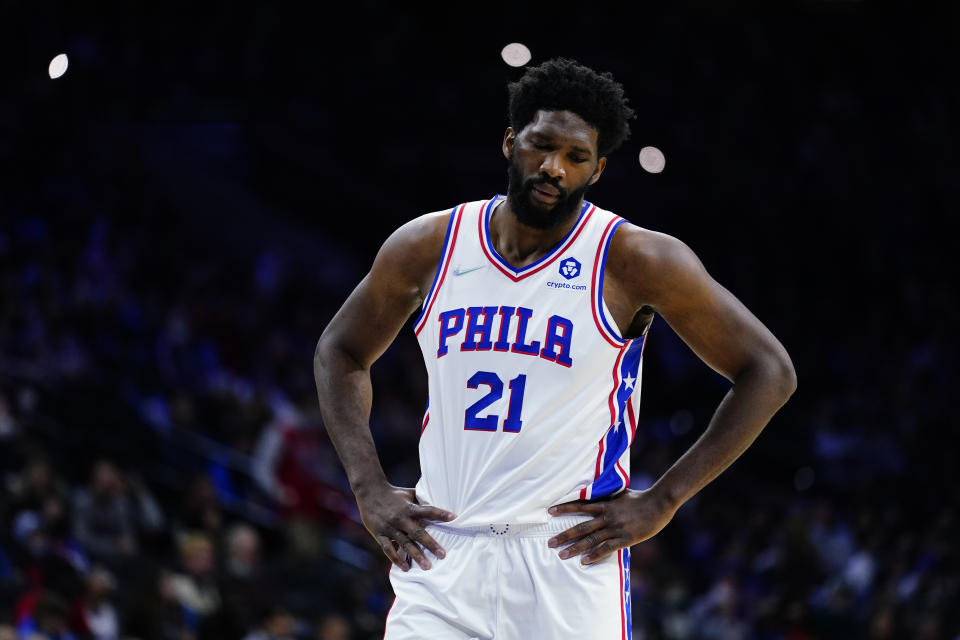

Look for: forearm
[650,358,795,509]
[313,338,389,496]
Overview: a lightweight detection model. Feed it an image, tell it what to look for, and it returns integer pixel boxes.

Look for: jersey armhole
[590,217,629,347]
[413,203,466,335]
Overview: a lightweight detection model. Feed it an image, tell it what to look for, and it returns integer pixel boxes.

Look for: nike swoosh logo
[453,265,485,276]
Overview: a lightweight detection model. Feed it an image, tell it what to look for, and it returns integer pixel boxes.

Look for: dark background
[1,2,957,639]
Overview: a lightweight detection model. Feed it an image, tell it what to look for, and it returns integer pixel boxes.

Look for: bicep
[639,235,790,382]
[319,214,446,369]
[323,270,422,369]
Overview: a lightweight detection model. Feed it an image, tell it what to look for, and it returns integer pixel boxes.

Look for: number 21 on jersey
[464,371,526,433]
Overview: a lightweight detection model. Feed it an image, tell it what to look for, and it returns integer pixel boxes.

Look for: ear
[587,157,607,185]
[502,127,516,160]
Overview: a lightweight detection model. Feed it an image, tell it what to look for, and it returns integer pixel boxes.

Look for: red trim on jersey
[618,551,627,640]
[607,344,627,431]
[479,203,596,282]
[590,216,626,348]
[420,411,429,436]
[616,461,629,487]
[415,203,469,336]
[591,438,607,494]
[626,397,638,443]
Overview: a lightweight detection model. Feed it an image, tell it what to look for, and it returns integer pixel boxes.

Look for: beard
[506,158,591,230]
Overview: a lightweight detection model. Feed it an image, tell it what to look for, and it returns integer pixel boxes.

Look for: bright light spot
[639,146,665,173]
[48,53,69,79]
[501,43,531,67]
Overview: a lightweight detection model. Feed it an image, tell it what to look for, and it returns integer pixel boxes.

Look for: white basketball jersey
[412,196,648,526]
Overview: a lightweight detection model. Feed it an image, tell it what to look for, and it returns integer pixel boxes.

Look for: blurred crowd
[2,5,958,639]
[0,204,392,637]
[1,185,956,639]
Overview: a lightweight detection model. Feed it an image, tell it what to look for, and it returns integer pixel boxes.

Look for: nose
[539,152,565,181]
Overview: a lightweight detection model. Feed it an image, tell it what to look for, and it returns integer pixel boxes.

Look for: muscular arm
[314,211,456,570]
[620,227,797,506]
[550,224,796,562]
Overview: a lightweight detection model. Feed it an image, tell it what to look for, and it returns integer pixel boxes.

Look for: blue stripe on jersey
[596,218,627,343]
[591,336,646,498]
[483,196,592,276]
[413,206,460,330]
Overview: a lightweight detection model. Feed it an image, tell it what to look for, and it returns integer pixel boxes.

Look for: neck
[490,197,584,269]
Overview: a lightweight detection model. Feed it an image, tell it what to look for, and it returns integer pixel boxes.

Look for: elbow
[314,333,339,380]
[313,335,328,367]
[741,350,796,401]
[314,332,365,375]
[773,353,797,400]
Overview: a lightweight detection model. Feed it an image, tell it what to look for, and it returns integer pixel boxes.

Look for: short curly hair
[507,58,635,158]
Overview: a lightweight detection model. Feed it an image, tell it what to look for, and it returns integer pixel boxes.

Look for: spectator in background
[11,511,86,627]
[71,460,163,564]
[7,457,69,519]
[16,590,77,640]
[174,475,222,539]
[169,533,221,639]
[314,614,351,640]
[123,569,194,640]
[68,566,119,640]
[240,606,297,640]
[251,390,343,561]
[220,524,277,638]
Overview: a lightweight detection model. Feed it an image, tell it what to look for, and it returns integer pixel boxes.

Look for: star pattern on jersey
[623,374,636,390]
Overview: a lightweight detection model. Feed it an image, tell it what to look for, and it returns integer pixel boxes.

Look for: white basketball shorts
[384,516,632,639]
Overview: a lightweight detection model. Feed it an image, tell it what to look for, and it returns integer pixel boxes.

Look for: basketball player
[314,59,795,638]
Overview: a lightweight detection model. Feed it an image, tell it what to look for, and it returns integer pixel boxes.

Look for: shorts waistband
[428,515,590,538]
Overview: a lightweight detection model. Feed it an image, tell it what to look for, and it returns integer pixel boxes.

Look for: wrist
[350,472,390,500]
[647,480,684,513]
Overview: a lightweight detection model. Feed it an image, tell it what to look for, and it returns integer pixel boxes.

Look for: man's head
[225,522,261,577]
[91,459,124,497]
[504,58,635,229]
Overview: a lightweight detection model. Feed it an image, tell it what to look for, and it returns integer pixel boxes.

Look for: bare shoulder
[373,208,454,301]
[605,221,709,313]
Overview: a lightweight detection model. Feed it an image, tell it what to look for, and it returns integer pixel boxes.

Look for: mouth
[532,185,560,204]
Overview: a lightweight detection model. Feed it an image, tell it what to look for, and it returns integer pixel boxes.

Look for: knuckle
[584,534,598,547]
[412,528,427,540]
[576,523,590,535]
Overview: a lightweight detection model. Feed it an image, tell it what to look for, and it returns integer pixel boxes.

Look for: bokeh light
[501,43,531,67]
[48,53,69,79]
[639,146,666,173]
